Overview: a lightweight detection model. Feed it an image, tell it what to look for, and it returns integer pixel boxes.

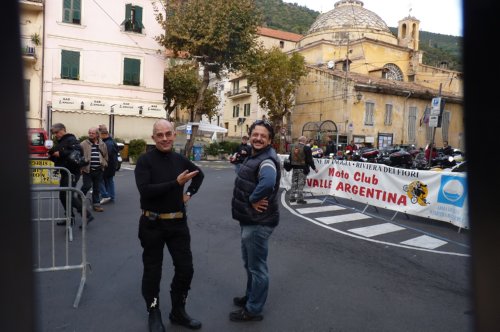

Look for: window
[377,133,393,149]
[364,102,374,125]
[442,111,450,141]
[279,41,285,48]
[244,103,250,116]
[123,58,140,86]
[408,106,417,142]
[123,4,144,33]
[63,0,81,24]
[232,80,240,94]
[232,105,239,118]
[24,79,30,112]
[384,104,393,125]
[382,63,403,81]
[61,50,80,80]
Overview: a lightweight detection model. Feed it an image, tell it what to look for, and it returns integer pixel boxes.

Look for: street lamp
[109,104,116,137]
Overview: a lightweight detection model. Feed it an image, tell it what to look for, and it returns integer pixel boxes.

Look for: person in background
[425,142,438,161]
[135,119,204,331]
[229,135,251,173]
[440,140,453,156]
[324,135,337,158]
[288,136,318,204]
[230,120,281,323]
[346,140,358,153]
[80,127,108,212]
[48,123,94,226]
[98,125,118,204]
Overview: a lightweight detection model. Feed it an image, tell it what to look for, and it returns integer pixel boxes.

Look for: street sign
[431,97,442,116]
[428,115,439,127]
[186,124,192,135]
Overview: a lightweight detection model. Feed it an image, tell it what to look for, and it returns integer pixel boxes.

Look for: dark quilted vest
[231,146,281,227]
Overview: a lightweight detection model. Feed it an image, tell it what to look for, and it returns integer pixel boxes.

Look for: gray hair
[50,123,66,133]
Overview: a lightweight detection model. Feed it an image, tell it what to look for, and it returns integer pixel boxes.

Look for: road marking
[348,223,405,237]
[289,198,324,206]
[296,205,346,214]
[280,191,470,257]
[316,213,371,224]
[400,235,448,249]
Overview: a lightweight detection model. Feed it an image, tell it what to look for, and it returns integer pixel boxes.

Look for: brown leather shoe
[93,206,104,212]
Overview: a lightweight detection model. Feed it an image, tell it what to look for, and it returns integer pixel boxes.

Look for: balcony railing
[227,86,251,99]
[21,38,37,61]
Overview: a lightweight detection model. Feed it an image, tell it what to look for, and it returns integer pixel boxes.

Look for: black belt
[142,210,184,220]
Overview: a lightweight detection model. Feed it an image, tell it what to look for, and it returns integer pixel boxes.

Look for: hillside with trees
[256,0,462,71]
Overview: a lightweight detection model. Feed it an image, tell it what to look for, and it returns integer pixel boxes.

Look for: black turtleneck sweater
[134,148,204,216]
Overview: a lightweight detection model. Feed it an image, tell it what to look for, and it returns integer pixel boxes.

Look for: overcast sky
[282,0,463,36]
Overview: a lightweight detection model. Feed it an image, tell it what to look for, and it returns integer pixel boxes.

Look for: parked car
[28,128,51,158]
[116,142,124,171]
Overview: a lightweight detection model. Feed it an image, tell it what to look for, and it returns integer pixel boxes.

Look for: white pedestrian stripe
[296,205,346,214]
[316,213,371,224]
[400,235,447,249]
[290,198,324,206]
[349,223,405,237]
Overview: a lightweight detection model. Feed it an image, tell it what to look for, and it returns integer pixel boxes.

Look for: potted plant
[205,142,220,161]
[128,139,147,164]
[31,33,41,46]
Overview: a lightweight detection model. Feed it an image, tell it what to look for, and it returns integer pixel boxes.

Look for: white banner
[278,155,468,229]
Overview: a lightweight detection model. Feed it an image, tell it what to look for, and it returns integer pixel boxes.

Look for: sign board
[431,97,442,116]
[186,124,192,135]
[30,159,60,185]
[428,115,440,128]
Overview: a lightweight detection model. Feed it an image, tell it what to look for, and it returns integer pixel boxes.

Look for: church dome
[297,0,398,49]
[308,0,391,35]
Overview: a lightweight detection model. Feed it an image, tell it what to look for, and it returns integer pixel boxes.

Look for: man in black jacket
[48,123,94,226]
[135,119,204,332]
[230,120,281,322]
[230,135,251,173]
[288,135,318,204]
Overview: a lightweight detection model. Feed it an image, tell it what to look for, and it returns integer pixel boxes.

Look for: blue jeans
[240,224,274,315]
[100,176,115,200]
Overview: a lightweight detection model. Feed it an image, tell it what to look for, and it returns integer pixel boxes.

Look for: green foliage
[128,139,147,159]
[244,47,307,125]
[155,0,261,157]
[255,0,318,34]
[164,64,200,118]
[78,135,89,142]
[390,28,462,71]
[155,0,261,76]
[218,141,240,154]
[205,142,220,156]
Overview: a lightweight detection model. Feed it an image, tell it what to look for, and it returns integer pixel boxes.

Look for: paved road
[35,161,472,332]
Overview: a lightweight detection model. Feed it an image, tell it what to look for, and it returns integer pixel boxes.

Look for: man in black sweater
[134,119,204,332]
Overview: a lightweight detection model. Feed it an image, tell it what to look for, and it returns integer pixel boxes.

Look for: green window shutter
[63,0,71,22]
[61,50,70,78]
[135,6,144,28]
[24,79,30,112]
[73,0,81,23]
[125,4,131,20]
[61,50,80,79]
[124,58,140,86]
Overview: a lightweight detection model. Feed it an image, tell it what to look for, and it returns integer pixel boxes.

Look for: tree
[155,0,261,156]
[244,46,307,152]
[163,63,199,120]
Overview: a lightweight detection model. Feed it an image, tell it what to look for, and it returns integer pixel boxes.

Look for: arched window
[383,63,404,81]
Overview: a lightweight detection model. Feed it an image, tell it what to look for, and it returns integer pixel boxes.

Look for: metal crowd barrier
[31,165,91,308]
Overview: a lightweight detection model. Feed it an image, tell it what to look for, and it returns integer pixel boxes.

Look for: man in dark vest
[289,135,318,204]
[230,120,281,322]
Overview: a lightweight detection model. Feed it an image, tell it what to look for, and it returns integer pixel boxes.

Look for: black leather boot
[148,308,165,332]
[169,291,202,330]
